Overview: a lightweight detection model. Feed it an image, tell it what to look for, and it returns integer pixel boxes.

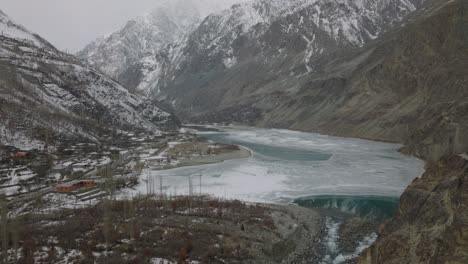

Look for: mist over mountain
[78,0,251,94]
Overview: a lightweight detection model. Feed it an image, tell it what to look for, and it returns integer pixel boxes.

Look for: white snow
[0,12,172,146]
[223,56,238,68]
[332,233,378,263]
[79,0,423,96]
[41,193,100,210]
[319,217,378,264]
[320,218,341,264]
[150,258,175,264]
[0,10,46,47]
[0,124,45,151]
[121,127,425,203]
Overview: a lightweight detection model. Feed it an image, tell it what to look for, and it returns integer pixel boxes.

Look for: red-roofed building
[56,180,96,192]
[15,152,27,158]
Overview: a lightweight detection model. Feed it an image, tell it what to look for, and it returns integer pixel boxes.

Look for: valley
[0,0,467,263]
[1,125,425,264]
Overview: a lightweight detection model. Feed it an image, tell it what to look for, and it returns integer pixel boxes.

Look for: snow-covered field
[122,127,425,203]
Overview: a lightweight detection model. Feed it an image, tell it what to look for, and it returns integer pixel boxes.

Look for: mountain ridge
[0,11,177,150]
[77,0,248,95]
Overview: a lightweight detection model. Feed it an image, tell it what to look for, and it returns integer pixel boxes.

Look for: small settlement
[55,180,96,193]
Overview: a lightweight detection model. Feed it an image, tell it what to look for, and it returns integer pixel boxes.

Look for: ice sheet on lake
[122,127,425,203]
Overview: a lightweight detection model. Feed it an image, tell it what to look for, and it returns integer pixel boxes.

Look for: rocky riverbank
[358,155,468,264]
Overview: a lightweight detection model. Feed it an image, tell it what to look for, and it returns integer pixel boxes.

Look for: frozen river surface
[126,127,425,203]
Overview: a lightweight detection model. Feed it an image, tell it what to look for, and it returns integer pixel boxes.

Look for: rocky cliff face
[358,154,468,264]
[353,2,468,263]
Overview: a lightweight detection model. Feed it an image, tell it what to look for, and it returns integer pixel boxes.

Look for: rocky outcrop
[358,155,468,264]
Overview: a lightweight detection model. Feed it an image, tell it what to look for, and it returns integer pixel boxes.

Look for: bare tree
[10,218,19,263]
[0,194,8,264]
[103,164,115,252]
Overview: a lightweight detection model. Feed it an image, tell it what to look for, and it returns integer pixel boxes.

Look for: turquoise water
[294,195,400,219]
[185,127,417,263]
[128,127,424,208]
[202,131,405,219]
[203,133,332,161]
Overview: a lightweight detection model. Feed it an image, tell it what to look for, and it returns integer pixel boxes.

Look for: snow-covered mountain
[78,0,247,95]
[176,0,422,69]
[0,9,54,49]
[0,10,177,150]
[80,0,426,104]
[150,0,426,115]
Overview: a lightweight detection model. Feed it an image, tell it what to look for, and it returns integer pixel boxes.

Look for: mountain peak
[0,9,51,48]
[79,0,425,97]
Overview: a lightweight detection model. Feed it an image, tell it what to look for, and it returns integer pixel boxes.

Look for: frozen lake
[123,126,425,203]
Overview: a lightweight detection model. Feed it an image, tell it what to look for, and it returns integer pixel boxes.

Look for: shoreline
[196,124,424,160]
[134,125,415,262]
[172,145,252,168]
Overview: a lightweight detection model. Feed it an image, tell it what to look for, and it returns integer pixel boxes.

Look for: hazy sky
[1,0,245,52]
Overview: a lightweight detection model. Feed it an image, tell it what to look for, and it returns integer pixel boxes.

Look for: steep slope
[0,9,54,49]
[259,0,468,161]
[359,155,468,264]
[353,1,468,263]
[0,11,177,150]
[152,0,425,115]
[78,0,246,95]
[146,0,467,162]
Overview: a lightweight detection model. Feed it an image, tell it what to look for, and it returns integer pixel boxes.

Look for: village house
[56,180,96,192]
[15,152,27,158]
